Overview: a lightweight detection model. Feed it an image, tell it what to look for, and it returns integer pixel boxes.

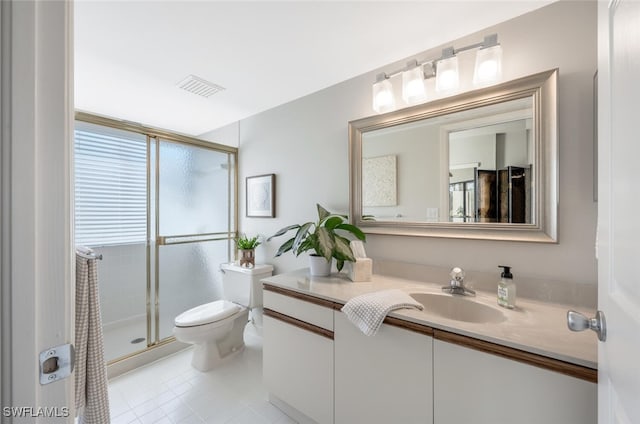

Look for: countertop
[262,269,598,370]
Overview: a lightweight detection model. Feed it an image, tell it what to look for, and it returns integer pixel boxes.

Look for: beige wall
[363,124,442,221]
[233,1,597,287]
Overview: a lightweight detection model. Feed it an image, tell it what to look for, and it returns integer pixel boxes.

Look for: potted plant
[236,234,261,268]
[268,204,366,276]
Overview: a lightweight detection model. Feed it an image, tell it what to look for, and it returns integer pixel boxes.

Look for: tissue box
[346,258,372,282]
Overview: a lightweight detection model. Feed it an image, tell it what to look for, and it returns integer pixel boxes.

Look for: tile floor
[108,324,296,424]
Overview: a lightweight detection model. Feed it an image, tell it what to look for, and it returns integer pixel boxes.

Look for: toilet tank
[220,263,273,308]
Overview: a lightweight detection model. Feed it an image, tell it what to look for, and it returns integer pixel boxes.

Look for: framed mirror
[349,69,558,242]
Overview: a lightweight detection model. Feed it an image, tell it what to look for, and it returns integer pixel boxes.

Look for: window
[74,122,147,247]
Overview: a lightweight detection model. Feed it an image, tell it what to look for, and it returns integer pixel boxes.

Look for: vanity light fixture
[473,34,503,86]
[402,60,428,104]
[435,47,459,93]
[371,33,502,113]
[372,73,395,114]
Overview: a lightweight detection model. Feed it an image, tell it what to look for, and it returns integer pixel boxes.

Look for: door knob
[567,310,607,342]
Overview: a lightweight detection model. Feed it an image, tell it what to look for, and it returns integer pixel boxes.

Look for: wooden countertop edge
[264,308,334,340]
[263,283,336,309]
[433,329,597,383]
[263,283,597,383]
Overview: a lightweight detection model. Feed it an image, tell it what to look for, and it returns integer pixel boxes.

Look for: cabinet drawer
[264,290,334,331]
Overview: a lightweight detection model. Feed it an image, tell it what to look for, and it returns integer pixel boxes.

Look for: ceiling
[74,1,553,138]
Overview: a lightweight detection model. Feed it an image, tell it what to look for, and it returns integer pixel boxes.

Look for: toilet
[173,263,273,371]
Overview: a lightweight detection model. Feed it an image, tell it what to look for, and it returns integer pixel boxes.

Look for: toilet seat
[175,300,241,327]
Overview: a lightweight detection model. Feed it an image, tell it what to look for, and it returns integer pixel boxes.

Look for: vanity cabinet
[334,312,433,424]
[262,288,334,424]
[433,339,596,424]
[262,279,596,424]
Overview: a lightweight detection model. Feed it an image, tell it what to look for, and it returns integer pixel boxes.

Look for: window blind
[74,128,147,247]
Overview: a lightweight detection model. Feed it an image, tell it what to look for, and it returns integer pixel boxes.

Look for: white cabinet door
[433,340,596,424]
[263,315,334,424]
[334,312,433,424]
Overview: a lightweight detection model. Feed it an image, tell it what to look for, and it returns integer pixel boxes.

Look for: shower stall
[74,115,237,363]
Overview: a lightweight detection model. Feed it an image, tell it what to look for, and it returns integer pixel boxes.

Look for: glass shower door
[155,139,236,341]
[74,122,149,362]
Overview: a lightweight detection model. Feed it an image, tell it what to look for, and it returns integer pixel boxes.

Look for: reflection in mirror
[361,98,533,224]
[350,69,558,242]
[447,103,533,224]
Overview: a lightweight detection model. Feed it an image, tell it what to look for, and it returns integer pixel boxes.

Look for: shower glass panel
[74,122,149,362]
[156,139,235,342]
[157,240,229,339]
[159,141,232,236]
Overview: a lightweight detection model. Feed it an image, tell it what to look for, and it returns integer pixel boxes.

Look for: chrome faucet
[442,267,475,296]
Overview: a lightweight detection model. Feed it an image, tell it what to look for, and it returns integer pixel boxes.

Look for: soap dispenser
[497,265,516,309]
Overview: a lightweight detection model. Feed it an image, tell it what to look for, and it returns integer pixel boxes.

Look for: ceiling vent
[177,75,225,98]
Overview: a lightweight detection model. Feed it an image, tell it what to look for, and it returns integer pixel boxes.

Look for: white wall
[200,121,240,148]
[450,134,496,169]
[363,124,441,220]
[235,2,597,287]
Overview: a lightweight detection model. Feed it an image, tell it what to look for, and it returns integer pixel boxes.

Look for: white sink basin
[410,292,506,324]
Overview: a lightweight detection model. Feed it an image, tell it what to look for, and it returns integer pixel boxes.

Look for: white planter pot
[309,255,332,277]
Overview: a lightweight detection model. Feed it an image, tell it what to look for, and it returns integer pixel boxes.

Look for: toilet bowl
[173,263,273,371]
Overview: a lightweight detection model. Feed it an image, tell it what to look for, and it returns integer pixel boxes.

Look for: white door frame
[1,1,74,421]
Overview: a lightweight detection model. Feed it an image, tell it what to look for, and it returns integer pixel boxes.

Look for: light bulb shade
[372,78,395,113]
[473,45,502,86]
[402,66,427,104]
[435,56,459,93]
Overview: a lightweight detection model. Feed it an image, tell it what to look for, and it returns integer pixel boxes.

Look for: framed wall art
[362,155,397,206]
[246,174,275,218]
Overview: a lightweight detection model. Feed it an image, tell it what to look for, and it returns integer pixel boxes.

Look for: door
[1,1,75,420]
[73,126,237,361]
[155,139,236,341]
[597,1,640,422]
[433,340,595,424]
[334,313,433,424]
[74,121,150,362]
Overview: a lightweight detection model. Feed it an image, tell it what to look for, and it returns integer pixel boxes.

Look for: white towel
[341,289,423,336]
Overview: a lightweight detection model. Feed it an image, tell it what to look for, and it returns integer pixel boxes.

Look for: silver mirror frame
[349,69,558,243]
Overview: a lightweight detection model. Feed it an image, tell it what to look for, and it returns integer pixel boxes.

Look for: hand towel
[341,289,423,336]
[75,251,110,423]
